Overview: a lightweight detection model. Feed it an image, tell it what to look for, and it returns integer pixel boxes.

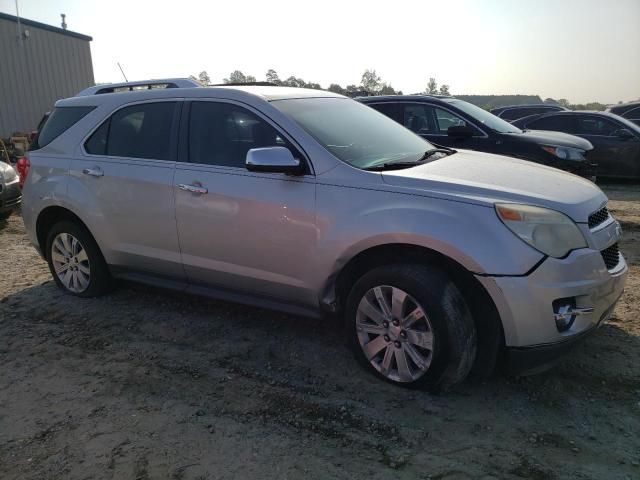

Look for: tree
[265,69,281,85]
[283,76,306,88]
[544,98,559,105]
[360,69,382,93]
[223,70,256,84]
[379,83,402,95]
[198,71,211,85]
[327,84,346,95]
[439,84,450,96]
[557,98,571,108]
[426,78,438,94]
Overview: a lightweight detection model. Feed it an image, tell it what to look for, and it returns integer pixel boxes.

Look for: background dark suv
[607,101,640,127]
[491,104,568,122]
[358,96,595,179]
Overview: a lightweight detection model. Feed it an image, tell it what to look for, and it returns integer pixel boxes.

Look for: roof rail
[76,78,202,96]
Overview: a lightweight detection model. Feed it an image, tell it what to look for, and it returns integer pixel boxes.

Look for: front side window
[444,99,521,134]
[34,106,94,149]
[434,107,474,133]
[272,98,434,170]
[85,102,176,160]
[188,102,295,167]
[402,104,436,134]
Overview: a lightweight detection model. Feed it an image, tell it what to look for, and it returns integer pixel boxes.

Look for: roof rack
[76,78,202,96]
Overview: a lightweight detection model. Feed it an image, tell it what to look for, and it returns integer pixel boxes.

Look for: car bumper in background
[0,179,22,214]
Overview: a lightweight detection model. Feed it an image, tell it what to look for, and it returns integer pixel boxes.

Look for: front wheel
[346,264,477,392]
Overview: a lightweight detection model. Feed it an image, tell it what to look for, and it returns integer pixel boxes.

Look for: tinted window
[402,104,437,134]
[188,102,294,167]
[272,98,433,170]
[35,106,94,148]
[444,99,520,134]
[434,107,477,133]
[504,106,563,121]
[106,103,176,159]
[85,121,109,155]
[623,107,640,120]
[369,103,401,122]
[574,116,620,136]
[526,115,573,132]
[500,108,531,121]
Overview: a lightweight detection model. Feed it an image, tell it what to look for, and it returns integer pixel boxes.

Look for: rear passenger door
[72,100,185,281]
[173,100,317,305]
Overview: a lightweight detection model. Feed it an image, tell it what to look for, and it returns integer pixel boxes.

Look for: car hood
[504,130,593,151]
[381,150,606,222]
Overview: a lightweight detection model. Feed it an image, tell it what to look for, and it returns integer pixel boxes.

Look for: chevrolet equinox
[22,79,627,391]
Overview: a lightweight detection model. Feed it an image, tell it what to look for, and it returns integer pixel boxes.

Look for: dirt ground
[1,185,638,480]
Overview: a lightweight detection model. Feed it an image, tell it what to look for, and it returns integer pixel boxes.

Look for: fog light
[552,298,594,332]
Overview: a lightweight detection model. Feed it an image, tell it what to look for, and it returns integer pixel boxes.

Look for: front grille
[588,206,609,229]
[601,243,620,270]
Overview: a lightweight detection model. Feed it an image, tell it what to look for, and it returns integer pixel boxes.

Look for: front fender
[314,184,544,291]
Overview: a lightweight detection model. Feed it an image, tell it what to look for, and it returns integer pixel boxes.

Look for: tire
[45,220,114,298]
[0,211,11,221]
[346,264,476,392]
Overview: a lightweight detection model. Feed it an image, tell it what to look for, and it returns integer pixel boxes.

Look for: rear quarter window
[32,106,95,149]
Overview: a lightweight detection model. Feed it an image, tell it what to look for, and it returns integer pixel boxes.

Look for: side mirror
[614,128,635,140]
[447,125,475,139]
[246,146,303,175]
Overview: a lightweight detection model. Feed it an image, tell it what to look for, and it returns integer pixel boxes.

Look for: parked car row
[21,79,627,391]
[357,96,596,179]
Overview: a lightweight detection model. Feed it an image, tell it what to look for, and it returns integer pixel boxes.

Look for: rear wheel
[346,264,476,392]
[46,221,113,297]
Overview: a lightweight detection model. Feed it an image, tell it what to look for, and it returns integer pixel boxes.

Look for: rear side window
[85,102,176,160]
[526,115,574,132]
[34,106,94,149]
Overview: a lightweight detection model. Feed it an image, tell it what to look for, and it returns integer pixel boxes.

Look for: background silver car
[0,161,21,221]
[21,80,627,391]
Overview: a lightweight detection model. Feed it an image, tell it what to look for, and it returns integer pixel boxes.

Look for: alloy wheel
[356,285,435,382]
[50,232,91,293]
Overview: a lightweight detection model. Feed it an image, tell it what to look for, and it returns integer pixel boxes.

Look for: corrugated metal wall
[0,15,94,136]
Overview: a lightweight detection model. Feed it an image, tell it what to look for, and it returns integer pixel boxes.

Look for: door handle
[82,167,103,177]
[178,183,208,194]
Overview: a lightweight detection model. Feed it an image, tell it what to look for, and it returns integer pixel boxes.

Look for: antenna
[15,0,22,43]
[117,62,128,82]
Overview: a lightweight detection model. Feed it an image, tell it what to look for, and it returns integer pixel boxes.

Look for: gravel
[0,184,639,479]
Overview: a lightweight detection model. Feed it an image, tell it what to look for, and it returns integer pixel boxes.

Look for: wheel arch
[326,243,504,377]
[36,206,93,260]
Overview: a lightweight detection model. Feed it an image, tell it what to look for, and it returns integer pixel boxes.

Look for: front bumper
[477,247,627,352]
[0,179,22,214]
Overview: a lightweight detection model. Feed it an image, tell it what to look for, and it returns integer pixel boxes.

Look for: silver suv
[22,79,627,391]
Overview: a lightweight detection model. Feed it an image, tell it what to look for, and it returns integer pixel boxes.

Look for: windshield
[271,97,434,169]
[445,99,522,134]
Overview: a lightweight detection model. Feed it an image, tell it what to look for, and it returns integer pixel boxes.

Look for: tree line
[191,69,451,96]
[193,70,622,110]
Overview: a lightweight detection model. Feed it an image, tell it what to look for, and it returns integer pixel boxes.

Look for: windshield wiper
[364,147,457,171]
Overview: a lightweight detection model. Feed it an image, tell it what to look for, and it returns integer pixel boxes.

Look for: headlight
[495,204,587,258]
[541,145,585,161]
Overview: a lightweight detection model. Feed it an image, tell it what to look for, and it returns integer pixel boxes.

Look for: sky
[2,0,639,104]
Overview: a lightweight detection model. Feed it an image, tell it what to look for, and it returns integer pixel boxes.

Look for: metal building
[0,12,94,136]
